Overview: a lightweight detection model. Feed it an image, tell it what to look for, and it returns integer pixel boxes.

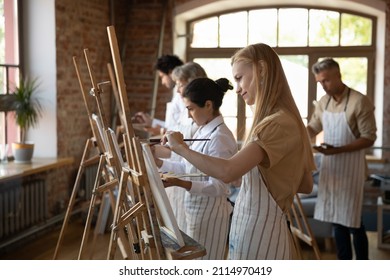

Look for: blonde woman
[162,43,315,260]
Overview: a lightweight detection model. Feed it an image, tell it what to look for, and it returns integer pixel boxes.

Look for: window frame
[185,6,376,144]
[0,0,22,155]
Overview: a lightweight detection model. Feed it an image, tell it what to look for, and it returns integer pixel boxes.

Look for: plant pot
[12,142,34,163]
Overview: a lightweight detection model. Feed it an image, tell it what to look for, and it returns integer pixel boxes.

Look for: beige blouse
[252,110,309,212]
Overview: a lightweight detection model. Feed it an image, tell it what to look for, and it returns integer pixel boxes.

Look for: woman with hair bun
[154,77,237,260]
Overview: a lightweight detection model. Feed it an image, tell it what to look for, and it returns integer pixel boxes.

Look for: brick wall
[120,0,176,122]
[54,0,111,211]
[54,0,177,211]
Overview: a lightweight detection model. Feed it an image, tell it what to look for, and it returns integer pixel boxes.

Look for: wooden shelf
[0,157,74,183]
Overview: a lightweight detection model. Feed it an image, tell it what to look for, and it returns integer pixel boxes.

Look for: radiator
[0,178,47,240]
[80,163,99,201]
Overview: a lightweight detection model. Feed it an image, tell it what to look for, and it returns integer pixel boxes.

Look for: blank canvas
[141,143,185,247]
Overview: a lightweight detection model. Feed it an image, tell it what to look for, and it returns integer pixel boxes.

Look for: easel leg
[107,170,129,259]
[53,139,95,259]
[78,155,106,259]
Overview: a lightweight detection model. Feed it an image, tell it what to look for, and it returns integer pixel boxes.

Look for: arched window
[0,0,20,160]
[184,6,376,146]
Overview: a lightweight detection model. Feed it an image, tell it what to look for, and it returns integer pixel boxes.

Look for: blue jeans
[333,222,369,260]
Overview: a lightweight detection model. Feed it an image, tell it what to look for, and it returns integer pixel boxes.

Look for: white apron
[228,166,294,260]
[184,120,232,260]
[314,93,365,228]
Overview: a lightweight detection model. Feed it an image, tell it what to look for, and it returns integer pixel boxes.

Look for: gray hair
[312,57,340,74]
[172,62,207,82]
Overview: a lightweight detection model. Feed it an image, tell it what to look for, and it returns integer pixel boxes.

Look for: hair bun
[215,78,233,93]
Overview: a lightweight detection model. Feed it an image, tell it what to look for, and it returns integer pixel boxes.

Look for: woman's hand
[162,131,187,153]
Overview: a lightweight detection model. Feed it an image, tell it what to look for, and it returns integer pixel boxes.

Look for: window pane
[0,2,4,64]
[248,9,277,46]
[188,7,375,150]
[1,0,19,150]
[191,17,218,48]
[309,9,339,46]
[315,57,368,100]
[339,57,368,93]
[280,55,309,119]
[341,14,372,46]
[278,8,308,46]
[193,58,238,138]
[219,12,247,47]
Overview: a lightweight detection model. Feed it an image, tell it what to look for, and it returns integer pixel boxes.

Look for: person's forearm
[334,137,374,153]
[319,137,374,155]
[173,144,232,183]
[165,133,264,183]
[154,145,171,158]
[177,180,192,191]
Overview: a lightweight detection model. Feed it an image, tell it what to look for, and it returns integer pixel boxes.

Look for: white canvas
[141,143,185,247]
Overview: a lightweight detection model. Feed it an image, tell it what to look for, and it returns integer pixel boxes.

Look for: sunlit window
[278,8,308,47]
[0,0,20,159]
[187,7,375,143]
[309,10,339,46]
[219,12,247,47]
[190,17,218,48]
[248,9,277,46]
[279,55,309,119]
[341,13,372,46]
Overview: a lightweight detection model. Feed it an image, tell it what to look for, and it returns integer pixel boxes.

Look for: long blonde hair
[231,43,315,170]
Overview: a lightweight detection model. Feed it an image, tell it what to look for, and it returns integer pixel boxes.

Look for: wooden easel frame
[54,53,124,260]
[105,25,206,260]
[77,49,137,259]
[53,55,110,260]
[287,194,321,260]
[105,25,165,260]
[56,25,206,260]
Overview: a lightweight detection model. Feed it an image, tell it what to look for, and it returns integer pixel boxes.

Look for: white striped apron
[228,166,294,259]
[184,122,232,260]
[184,185,231,260]
[165,187,187,231]
[314,92,365,228]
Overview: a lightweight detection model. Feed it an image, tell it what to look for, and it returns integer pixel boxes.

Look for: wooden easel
[76,49,131,259]
[54,50,129,259]
[106,62,125,138]
[105,25,206,260]
[56,25,205,260]
[287,194,321,260]
[53,55,110,260]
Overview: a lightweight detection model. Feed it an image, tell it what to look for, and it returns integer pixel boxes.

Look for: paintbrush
[144,138,210,144]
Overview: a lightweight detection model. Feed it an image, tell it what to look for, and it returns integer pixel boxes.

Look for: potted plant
[11,76,43,163]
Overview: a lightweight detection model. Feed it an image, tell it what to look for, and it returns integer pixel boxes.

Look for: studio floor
[0,216,389,260]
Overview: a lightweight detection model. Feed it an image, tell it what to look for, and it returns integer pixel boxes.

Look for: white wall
[23,0,57,157]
